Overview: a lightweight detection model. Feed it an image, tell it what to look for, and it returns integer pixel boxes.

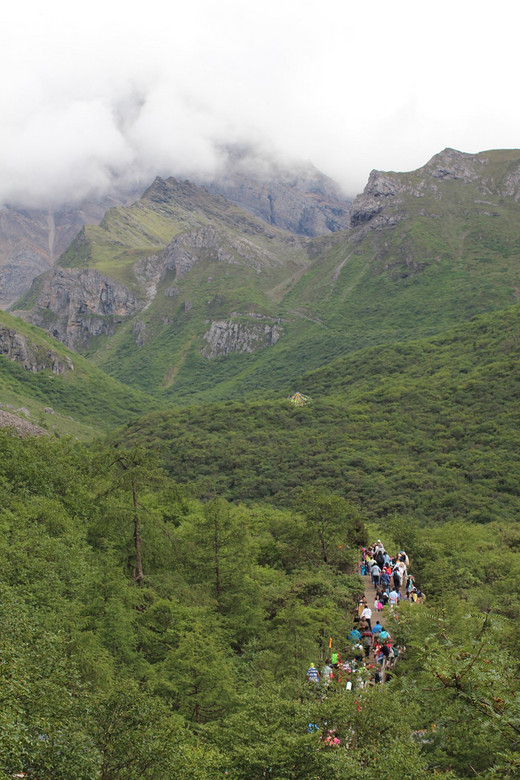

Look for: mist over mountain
[0,147,352,309]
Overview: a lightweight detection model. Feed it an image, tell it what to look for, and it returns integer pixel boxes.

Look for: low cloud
[1,0,519,208]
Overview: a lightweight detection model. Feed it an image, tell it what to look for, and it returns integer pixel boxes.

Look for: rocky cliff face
[0,191,137,310]
[15,211,291,353]
[349,170,404,230]
[202,317,284,358]
[0,323,73,373]
[15,268,138,350]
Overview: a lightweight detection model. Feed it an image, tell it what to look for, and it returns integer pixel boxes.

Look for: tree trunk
[214,514,222,608]
[132,476,144,585]
[318,527,328,564]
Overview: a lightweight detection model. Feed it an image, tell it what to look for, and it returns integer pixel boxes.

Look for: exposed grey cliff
[349,170,404,229]
[0,324,73,373]
[202,318,283,358]
[15,268,138,350]
[161,225,282,279]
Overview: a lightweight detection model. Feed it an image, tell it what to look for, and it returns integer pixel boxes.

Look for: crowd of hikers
[306,538,424,698]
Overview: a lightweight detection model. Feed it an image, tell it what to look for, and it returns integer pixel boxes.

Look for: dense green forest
[1,426,519,778]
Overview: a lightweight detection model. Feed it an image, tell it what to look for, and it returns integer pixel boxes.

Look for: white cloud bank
[1,0,519,207]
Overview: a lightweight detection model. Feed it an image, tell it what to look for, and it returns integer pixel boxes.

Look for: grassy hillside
[109,303,520,524]
[0,311,161,438]
[16,150,520,405]
[89,150,520,402]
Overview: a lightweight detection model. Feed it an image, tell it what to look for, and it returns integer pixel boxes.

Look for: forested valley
[1,414,520,778]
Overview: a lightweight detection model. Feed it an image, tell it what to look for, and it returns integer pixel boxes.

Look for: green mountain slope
[0,310,161,437]
[15,148,520,403]
[109,303,520,524]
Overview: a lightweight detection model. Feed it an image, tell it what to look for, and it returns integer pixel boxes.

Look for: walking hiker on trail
[321,660,334,685]
[330,651,342,669]
[371,561,381,588]
[359,619,372,658]
[356,597,367,619]
[360,604,372,630]
[348,627,362,643]
[307,663,321,684]
[388,588,400,607]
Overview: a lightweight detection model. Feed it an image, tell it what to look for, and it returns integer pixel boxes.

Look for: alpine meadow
[1,147,520,779]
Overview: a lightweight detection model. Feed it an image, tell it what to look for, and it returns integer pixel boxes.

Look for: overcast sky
[1,0,519,207]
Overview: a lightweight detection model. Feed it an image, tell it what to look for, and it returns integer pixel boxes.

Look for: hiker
[321,660,334,685]
[357,597,367,619]
[330,650,342,669]
[380,641,392,669]
[360,604,372,630]
[371,619,383,637]
[388,588,400,607]
[359,619,372,658]
[306,663,320,683]
[348,627,362,643]
[371,561,381,588]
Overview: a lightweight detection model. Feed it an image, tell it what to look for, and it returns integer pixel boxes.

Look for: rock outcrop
[161,225,281,279]
[15,268,138,350]
[202,317,283,358]
[349,170,404,230]
[349,148,495,232]
[0,324,73,373]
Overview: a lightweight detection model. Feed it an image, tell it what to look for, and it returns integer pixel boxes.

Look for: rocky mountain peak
[349,147,520,232]
[422,147,483,181]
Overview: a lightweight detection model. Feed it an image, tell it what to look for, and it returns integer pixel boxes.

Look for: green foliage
[0,310,161,438]
[109,306,520,537]
[0,431,368,776]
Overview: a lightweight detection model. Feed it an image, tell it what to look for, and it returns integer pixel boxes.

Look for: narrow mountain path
[360,571,386,665]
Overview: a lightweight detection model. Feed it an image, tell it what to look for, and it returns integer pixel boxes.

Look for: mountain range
[0,145,519,433]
